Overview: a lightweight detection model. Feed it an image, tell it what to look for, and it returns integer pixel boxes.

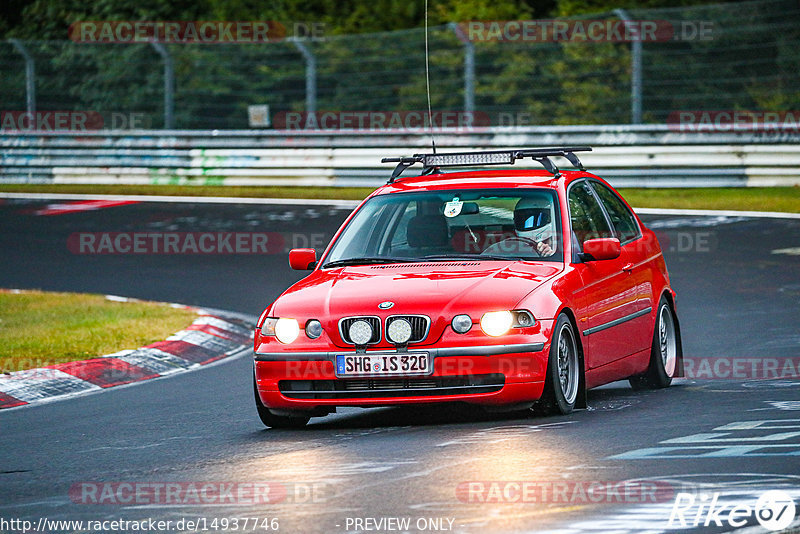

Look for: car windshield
[323,188,563,267]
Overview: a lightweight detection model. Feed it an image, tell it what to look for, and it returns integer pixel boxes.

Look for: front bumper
[254,342,549,411]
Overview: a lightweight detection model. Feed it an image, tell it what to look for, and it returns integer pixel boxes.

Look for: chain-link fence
[1,0,799,129]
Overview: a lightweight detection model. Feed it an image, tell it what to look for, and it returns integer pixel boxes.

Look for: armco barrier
[1,125,799,188]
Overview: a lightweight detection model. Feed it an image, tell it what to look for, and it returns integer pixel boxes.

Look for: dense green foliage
[1,0,744,40]
[1,0,798,128]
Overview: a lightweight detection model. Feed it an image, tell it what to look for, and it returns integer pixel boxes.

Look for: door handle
[622,263,634,273]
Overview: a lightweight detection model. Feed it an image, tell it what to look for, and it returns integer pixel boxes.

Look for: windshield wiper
[421,254,521,262]
[323,257,420,268]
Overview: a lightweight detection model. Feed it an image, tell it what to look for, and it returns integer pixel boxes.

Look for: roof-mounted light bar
[424,150,516,167]
[382,146,592,182]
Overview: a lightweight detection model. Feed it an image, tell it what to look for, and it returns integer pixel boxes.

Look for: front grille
[386,315,430,343]
[279,374,505,399]
[339,316,381,345]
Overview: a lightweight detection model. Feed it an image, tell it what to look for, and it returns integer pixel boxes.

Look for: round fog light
[305,319,323,339]
[451,314,473,334]
[387,318,413,344]
[348,320,373,345]
[274,318,300,344]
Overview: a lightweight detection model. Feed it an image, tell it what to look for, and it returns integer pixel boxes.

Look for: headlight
[274,318,300,344]
[348,319,374,345]
[305,319,323,339]
[480,311,514,337]
[451,314,473,334]
[387,318,412,344]
[513,310,535,327]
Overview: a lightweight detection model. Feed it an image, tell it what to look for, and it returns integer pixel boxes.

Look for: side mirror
[581,238,621,261]
[288,248,317,270]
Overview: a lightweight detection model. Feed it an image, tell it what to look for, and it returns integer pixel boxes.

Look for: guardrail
[2,125,799,188]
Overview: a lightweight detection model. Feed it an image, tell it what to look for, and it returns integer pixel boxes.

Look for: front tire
[539,314,582,415]
[629,296,677,390]
[253,376,310,429]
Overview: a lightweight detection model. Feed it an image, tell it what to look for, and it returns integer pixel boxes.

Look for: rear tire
[629,296,677,390]
[253,376,310,429]
[538,314,581,415]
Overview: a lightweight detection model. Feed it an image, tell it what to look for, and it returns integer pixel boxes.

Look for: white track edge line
[0,192,361,208]
[2,192,798,218]
[633,207,800,219]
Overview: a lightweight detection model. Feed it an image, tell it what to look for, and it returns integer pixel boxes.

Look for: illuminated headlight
[348,320,374,345]
[274,318,300,344]
[451,314,473,334]
[387,318,412,344]
[480,311,514,337]
[305,319,323,339]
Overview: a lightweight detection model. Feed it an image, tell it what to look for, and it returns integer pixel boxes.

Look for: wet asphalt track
[1,197,800,534]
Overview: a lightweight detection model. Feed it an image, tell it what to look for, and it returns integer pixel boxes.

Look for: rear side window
[568,182,613,250]
[590,182,641,243]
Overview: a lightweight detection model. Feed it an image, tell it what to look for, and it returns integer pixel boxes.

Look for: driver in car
[482,196,556,257]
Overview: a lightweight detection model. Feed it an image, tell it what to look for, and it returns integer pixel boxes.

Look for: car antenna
[424,0,437,156]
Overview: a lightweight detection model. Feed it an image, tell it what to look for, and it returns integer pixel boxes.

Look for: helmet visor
[514,208,551,231]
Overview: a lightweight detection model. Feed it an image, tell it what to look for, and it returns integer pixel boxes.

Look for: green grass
[617,187,800,213]
[1,184,799,212]
[0,290,198,373]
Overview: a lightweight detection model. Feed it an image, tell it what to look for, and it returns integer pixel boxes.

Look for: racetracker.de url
[0,516,279,533]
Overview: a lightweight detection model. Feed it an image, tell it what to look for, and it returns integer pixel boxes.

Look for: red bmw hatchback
[254,147,682,428]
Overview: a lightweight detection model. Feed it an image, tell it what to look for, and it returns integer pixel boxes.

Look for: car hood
[271,261,561,344]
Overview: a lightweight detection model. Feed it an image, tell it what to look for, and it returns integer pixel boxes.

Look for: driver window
[589,181,641,244]
[568,182,613,251]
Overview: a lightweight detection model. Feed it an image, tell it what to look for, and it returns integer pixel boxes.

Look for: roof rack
[381,146,592,182]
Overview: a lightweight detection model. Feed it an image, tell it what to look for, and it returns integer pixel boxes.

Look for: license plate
[335,352,431,377]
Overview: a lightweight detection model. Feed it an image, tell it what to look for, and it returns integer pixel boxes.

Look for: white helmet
[514,196,556,245]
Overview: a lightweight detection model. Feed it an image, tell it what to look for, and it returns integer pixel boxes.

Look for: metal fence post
[614,9,642,124]
[292,39,317,116]
[9,39,36,116]
[449,23,475,113]
[150,42,175,129]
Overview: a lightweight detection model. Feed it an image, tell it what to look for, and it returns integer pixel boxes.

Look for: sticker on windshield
[444,197,463,218]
